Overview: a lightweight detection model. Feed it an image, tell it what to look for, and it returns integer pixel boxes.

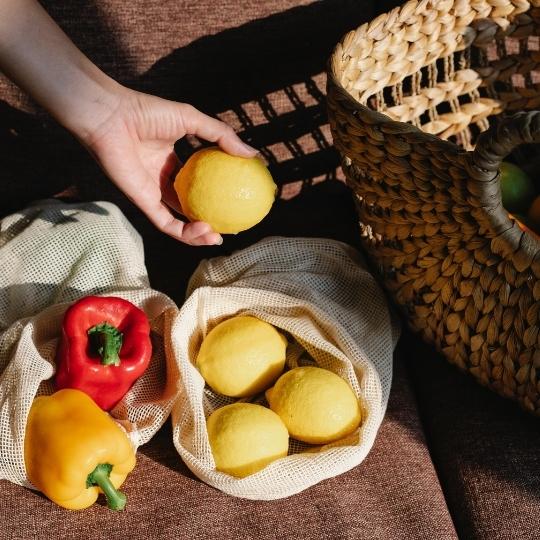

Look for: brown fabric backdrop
[1,1,539,538]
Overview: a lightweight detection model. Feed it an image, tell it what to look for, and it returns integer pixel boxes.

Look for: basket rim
[326,62,462,153]
[326,62,540,267]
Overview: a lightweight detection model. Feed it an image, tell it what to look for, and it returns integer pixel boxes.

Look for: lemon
[207,403,289,477]
[500,162,536,214]
[196,315,287,397]
[174,147,277,234]
[266,366,362,444]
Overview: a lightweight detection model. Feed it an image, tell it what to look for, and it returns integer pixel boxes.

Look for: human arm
[0,0,256,245]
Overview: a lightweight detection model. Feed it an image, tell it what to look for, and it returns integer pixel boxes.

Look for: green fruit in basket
[207,403,289,478]
[500,162,536,214]
[196,315,287,397]
[265,366,362,445]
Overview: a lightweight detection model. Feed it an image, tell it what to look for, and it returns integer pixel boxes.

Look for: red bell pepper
[55,296,152,411]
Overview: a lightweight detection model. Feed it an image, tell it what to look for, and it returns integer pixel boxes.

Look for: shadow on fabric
[0,0,376,294]
[121,0,378,300]
[1,2,539,533]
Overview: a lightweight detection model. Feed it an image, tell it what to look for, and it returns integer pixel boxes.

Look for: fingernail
[214,236,224,246]
[240,141,258,155]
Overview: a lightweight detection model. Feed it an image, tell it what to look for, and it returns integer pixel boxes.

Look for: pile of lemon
[196,316,362,478]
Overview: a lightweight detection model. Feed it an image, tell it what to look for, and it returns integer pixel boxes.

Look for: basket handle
[471,111,540,173]
[468,111,540,270]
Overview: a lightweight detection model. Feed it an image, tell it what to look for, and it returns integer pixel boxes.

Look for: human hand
[0,0,257,245]
[82,89,257,245]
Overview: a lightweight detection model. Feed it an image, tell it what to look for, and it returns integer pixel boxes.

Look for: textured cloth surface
[0,200,178,486]
[0,359,458,540]
[1,0,539,537]
[170,237,399,499]
[403,331,540,540]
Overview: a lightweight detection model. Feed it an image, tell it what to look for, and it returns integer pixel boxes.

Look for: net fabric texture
[170,236,400,500]
[0,200,177,488]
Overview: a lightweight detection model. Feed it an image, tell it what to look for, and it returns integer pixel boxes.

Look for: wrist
[60,73,126,144]
[0,0,127,144]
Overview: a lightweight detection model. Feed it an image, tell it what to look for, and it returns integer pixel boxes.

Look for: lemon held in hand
[174,147,277,234]
[266,366,362,445]
[207,403,289,478]
[196,315,287,397]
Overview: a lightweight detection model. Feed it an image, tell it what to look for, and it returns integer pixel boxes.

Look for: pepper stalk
[87,463,127,511]
[88,322,123,366]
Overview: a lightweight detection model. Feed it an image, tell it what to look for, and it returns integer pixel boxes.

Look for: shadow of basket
[133,1,382,200]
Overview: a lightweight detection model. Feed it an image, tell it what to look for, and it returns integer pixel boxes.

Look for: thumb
[178,103,258,158]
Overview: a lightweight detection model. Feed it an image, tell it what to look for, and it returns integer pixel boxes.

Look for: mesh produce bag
[170,236,400,500]
[0,199,177,488]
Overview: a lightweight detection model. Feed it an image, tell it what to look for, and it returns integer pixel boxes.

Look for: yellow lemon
[174,147,277,234]
[266,366,362,444]
[196,315,287,397]
[207,403,289,478]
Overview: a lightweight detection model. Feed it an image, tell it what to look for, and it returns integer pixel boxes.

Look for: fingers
[143,199,223,246]
[159,151,183,213]
[117,160,222,246]
[178,103,258,158]
[182,221,223,246]
[161,183,183,215]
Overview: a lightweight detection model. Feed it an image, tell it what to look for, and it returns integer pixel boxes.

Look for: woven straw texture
[169,236,399,500]
[0,200,178,488]
[327,0,540,414]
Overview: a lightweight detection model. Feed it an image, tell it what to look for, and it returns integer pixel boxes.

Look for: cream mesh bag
[0,199,177,488]
[170,236,400,500]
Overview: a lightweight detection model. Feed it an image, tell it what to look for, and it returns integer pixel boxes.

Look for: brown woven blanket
[1,1,539,538]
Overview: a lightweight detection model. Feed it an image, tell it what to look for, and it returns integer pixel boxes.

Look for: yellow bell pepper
[24,388,136,511]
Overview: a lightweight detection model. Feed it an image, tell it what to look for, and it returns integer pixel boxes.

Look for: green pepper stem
[88,322,123,366]
[87,463,127,511]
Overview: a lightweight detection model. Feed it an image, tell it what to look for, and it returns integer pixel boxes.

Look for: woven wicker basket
[327,0,540,414]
